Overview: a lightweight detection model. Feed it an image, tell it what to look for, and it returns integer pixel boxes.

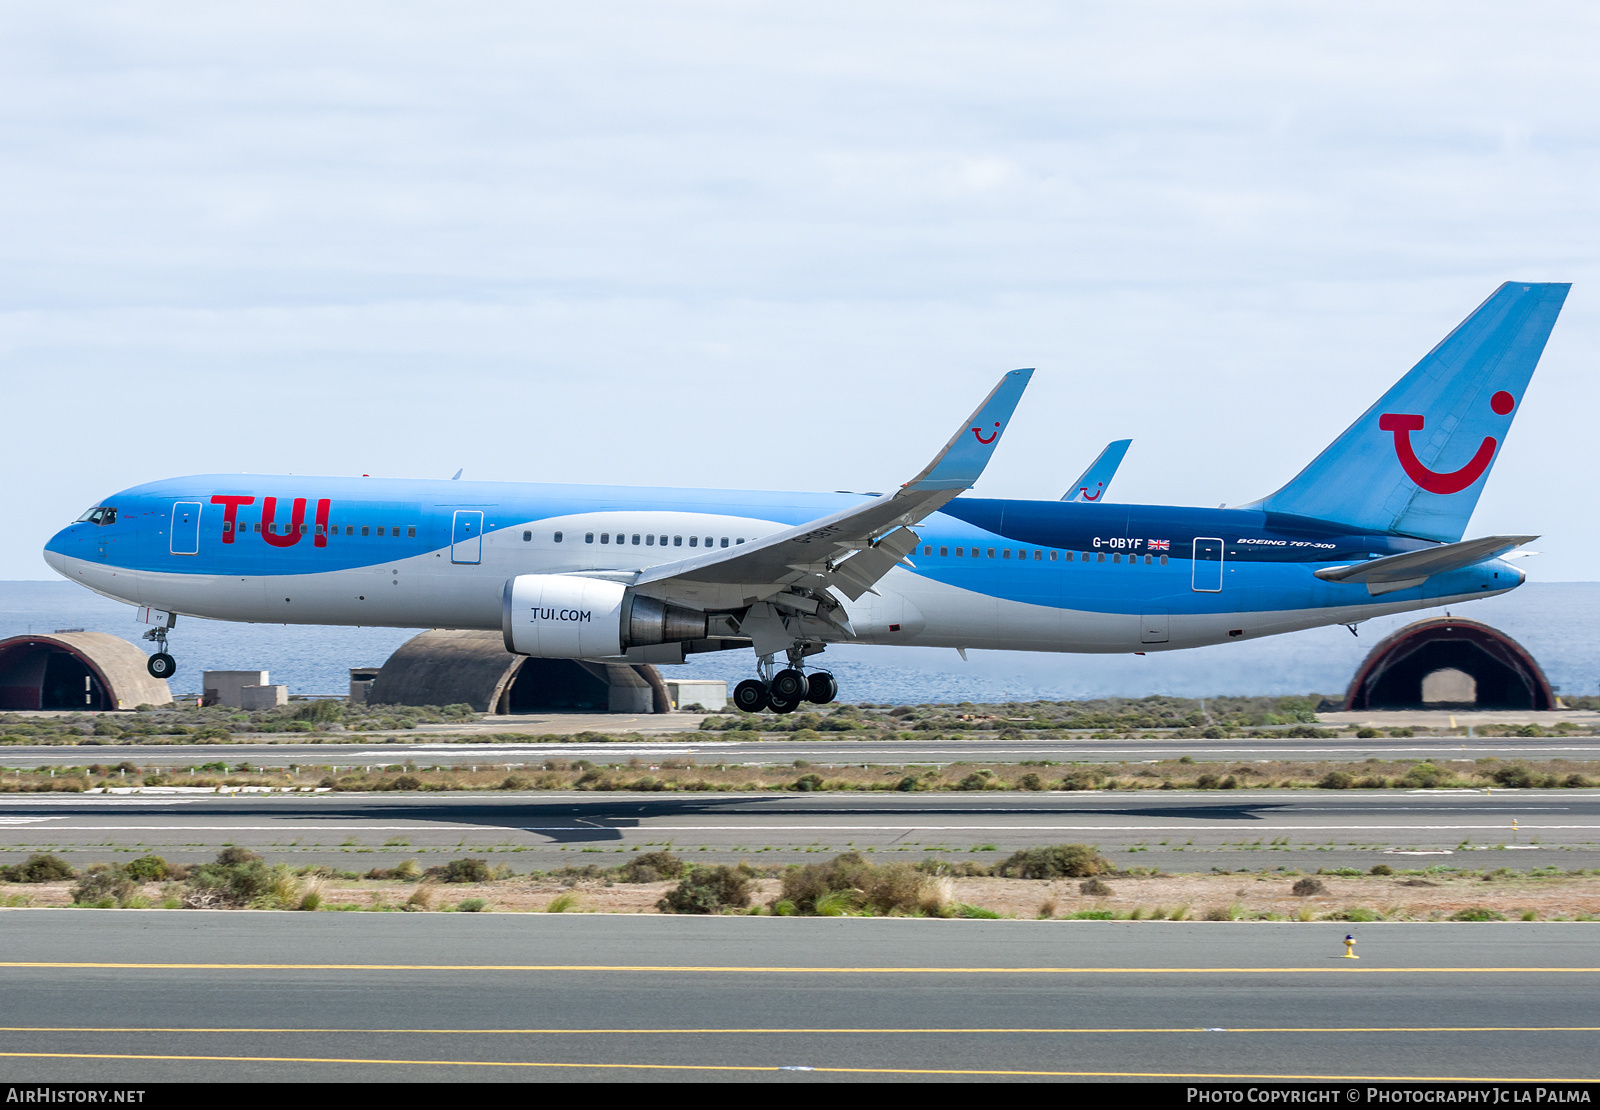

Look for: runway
[0,913,1594,1082]
[5,732,1599,769]
[2,788,1595,872]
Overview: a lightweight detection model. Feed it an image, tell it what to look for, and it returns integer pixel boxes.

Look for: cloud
[2,2,1597,579]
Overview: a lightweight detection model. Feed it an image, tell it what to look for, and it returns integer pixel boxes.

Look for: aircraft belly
[883,568,1516,655]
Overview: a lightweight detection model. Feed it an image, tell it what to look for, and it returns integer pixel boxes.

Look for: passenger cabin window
[601,533,610,544]
[646,535,655,545]
[939,546,948,557]
[585,533,595,543]
[955,547,963,557]
[673,536,682,546]
[1002,549,1010,559]
[689,537,698,547]
[736,538,745,544]
[554,532,564,543]
[523,531,532,541]
[720,538,729,548]
[632,534,641,545]
[361,526,370,537]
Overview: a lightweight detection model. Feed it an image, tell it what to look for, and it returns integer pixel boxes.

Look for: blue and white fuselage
[42,476,1522,654]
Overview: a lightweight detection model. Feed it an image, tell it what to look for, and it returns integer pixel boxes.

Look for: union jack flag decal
[1149,539,1171,551]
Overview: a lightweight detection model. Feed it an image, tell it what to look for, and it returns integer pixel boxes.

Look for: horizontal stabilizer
[1314,534,1537,586]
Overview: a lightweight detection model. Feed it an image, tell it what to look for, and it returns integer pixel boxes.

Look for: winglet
[903,369,1034,492]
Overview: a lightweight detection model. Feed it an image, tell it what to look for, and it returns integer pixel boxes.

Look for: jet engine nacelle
[501,574,708,658]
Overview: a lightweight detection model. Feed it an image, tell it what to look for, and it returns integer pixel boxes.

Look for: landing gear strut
[734,648,837,715]
[142,612,177,679]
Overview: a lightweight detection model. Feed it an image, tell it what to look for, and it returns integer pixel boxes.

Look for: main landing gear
[732,651,838,715]
[143,613,178,679]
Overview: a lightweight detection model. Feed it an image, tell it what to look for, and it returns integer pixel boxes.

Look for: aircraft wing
[631,369,1034,613]
[1314,534,1536,595]
[1061,439,1131,502]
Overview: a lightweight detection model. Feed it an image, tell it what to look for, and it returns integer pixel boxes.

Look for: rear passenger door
[1191,537,1224,592]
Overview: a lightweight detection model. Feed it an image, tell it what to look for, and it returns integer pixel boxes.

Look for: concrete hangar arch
[364,629,671,714]
[1343,616,1555,711]
[0,632,173,711]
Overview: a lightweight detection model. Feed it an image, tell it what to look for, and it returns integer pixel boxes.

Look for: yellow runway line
[0,1050,1589,1081]
[3,961,1600,974]
[2,1025,1600,1035]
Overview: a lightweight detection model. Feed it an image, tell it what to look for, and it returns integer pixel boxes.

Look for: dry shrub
[1292,877,1326,896]
[1079,877,1112,896]
[778,852,877,913]
[919,876,955,917]
[995,844,1108,880]
[860,863,923,915]
[617,851,687,883]
[73,866,136,907]
[424,857,491,883]
[657,865,755,914]
[0,853,76,883]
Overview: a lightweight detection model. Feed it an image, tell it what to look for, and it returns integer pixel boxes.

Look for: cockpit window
[75,507,117,526]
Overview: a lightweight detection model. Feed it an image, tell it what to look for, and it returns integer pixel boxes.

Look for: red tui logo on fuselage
[211,495,332,547]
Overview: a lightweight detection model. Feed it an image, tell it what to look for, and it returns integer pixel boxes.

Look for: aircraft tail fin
[1062,439,1131,502]
[1247,282,1569,542]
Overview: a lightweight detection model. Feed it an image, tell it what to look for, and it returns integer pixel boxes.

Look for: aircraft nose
[42,527,75,576]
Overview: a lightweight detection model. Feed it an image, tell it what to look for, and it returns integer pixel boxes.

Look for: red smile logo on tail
[971,422,1000,445]
[1378,391,1514,495]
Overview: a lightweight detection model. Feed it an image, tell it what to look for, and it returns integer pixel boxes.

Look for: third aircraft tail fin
[1062,439,1131,503]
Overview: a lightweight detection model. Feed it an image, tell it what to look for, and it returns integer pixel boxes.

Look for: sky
[3,2,1598,581]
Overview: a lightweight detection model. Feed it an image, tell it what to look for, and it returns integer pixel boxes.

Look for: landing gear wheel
[767,692,801,714]
[732,679,769,713]
[147,653,176,679]
[770,668,808,701]
[806,671,838,704]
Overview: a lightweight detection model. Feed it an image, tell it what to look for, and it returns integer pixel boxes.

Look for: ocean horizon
[2,579,1595,705]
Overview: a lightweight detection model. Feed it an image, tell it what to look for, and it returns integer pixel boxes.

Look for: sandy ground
[9,872,1600,919]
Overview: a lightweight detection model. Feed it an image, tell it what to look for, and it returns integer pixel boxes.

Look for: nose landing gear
[142,612,178,679]
[732,649,838,715]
